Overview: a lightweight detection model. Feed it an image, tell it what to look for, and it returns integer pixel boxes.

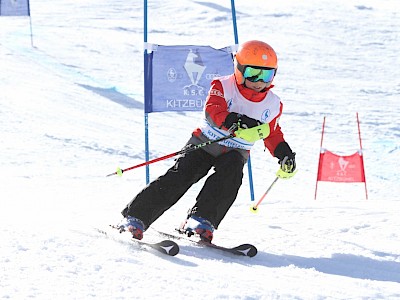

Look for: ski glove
[274,141,297,178]
[279,156,296,173]
[223,112,261,132]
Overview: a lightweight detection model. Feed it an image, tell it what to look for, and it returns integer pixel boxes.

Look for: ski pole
[106,133,235,177]
[250,176,279,213]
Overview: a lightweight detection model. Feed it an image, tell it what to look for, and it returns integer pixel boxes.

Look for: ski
[94,226,179,257]
[151,228,257,258]
[197,240,258,257]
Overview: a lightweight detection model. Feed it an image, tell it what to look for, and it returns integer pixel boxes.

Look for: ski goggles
[242,66,276,83]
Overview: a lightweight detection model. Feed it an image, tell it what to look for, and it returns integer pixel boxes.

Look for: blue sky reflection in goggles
[243,66,276,83]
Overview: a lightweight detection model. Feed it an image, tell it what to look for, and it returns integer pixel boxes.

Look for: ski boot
[181,215,214,243]
[117,216,144,240]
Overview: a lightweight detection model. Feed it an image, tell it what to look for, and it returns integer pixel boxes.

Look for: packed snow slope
[1,0,399,299]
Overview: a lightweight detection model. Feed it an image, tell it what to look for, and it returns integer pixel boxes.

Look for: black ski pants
[121,147,246,230]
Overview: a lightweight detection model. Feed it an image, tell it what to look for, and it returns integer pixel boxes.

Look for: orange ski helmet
[234,40,278,84]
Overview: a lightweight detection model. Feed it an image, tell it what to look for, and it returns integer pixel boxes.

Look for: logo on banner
[327,156,355,178]
[183,49,206,97]
[167,68,178,82]
[337,157,349,175]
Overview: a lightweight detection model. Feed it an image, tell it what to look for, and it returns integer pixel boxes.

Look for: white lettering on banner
[183,89,205,96]
[327,176,356,182]
[166,99,205,108]
[206,73,222,80]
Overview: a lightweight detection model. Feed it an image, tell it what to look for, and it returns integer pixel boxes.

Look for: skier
[118,40,296,242]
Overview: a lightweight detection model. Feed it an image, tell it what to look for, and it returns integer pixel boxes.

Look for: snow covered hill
[1,0,399,298]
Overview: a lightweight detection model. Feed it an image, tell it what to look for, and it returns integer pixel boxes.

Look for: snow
[1,0,399,299]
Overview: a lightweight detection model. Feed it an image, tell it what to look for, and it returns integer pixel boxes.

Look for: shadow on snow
[79,84,143,110]
[255,251,400,283]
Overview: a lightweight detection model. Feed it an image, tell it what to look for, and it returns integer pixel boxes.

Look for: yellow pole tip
[250,206,258,214]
